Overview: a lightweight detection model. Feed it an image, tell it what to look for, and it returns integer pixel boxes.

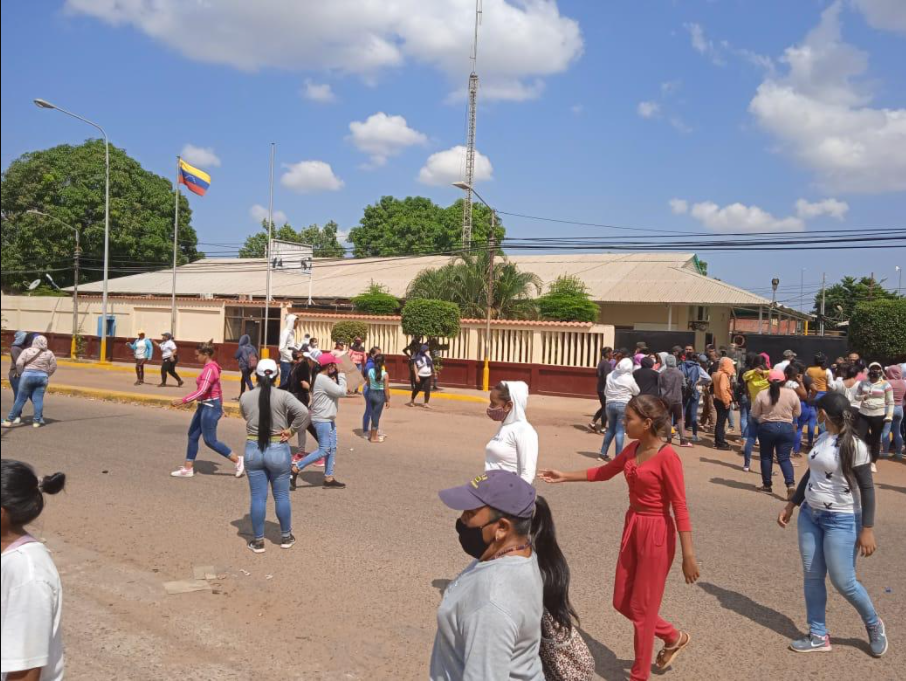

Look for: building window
[224,307,280,347]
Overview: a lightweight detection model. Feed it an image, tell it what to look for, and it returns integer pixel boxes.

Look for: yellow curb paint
[387,388,485,403]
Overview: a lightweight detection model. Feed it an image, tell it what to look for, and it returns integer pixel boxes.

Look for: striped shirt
[182,361,223,403]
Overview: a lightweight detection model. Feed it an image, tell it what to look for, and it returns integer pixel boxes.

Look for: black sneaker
[280,534,296,549]
[715,443,732,451]
[247,539,266,554]
[323,478,347,489]
[290,472,298,491]
[755,485,773,494]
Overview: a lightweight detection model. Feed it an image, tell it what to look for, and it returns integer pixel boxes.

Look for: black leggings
[411,376,431,403]
[593,391,606,424]
[161,358,181,385]
[135,360,145,382]
[857,413,886,463]
[239,367,254,395]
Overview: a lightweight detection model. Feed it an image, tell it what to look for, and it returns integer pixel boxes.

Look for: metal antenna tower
[461,0,482,251]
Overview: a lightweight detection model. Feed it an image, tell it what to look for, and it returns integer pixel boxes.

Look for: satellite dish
[27,279,41,290]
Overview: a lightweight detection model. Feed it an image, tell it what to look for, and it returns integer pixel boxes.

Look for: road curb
[1,379,242,416]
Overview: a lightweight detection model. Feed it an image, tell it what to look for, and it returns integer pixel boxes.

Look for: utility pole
[868,272,875,301]
[485,209,495,392]
[262,142,276,357]
[461,0,482,251]
[819,272,826,336]
[72,228,80,357]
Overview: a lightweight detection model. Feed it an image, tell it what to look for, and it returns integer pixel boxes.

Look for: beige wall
[597,303,732,348]
[1,295,229,342]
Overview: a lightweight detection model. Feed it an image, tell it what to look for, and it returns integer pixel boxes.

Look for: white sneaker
[32,421,43,428]
[234,457,245,478]
[871,463,878,473]
[170,467,194,478]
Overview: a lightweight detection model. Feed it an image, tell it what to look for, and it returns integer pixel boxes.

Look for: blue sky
[2,0,904,310]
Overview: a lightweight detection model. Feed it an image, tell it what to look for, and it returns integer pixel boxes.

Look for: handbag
[249,353,258,370]
[539,610,594,681]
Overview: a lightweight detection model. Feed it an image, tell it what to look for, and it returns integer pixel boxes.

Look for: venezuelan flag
[178,159,211,196]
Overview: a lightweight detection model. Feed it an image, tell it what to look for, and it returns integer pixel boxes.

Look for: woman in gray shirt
[239,358,310,554]
[431,471,587,680]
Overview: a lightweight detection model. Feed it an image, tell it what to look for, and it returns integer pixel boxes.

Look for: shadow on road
[697,581,871,655]
[699,457,744,472]
[877,482,905,495]
[579,628,632,680]
[192,460,232,476]
[431,579,451,595]
[709,477,762,493]
[230,514,284,544]
[577,451,603,460]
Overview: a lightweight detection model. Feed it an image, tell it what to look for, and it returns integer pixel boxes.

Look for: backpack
[680,363,696,403]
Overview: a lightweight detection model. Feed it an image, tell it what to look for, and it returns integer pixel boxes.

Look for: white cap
[256,358,278,377]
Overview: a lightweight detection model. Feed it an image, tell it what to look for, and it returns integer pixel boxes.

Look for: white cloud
[570,104,584,115]
[749,2,906,193]
[180,144,221,168]
[637,101,660,119]
[660,79,682,95]
[852,0,906,35]
[302,78,336,103]
[684,22,724,65]
[687,201,805,233]
[65,0,583,102]
[795,197,849,220]
[669,117,693,134]
[347,112,427,167]
[280,160,344,194]
[249,203,288,226]
[669,198,689,214]
[417,145,493,186]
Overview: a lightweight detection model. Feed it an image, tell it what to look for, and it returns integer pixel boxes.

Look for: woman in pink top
[170,341,244,479]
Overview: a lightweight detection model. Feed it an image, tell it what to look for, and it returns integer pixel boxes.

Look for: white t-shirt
[415,355,433,378]
[131,338,150,360]
[159,339,177,360]
[804,431,871,515]
[1,539,64,680]
[485,421,539,484]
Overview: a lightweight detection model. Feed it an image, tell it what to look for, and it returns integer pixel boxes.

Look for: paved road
[1,388,903,680]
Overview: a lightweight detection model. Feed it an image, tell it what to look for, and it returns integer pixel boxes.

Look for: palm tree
[407,252,541,320]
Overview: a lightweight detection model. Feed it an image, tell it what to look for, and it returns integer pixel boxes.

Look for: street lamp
[770,278,780,332]
[34,98,111,363]
[453,181,495,391]
[897,265,902,295]
[27,210,81,357]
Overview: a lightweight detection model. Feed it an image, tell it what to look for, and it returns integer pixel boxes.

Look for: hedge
[330,321,369,344]
[401,299,461,339]
[351,282,400,316]
[849,298,906,363]
[537,275,599,323]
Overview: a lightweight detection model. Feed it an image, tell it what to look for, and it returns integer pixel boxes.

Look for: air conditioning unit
[202,293,214,300]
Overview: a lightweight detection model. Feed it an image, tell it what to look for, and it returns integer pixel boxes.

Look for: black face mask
[868,371,881,382]
[455,518,498,559]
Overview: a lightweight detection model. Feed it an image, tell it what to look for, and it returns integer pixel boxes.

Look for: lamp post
[770,277,780,332]
[34,98,111,363]
[453,181,495,391]
[897,265,902,295]
[27,210,80,357]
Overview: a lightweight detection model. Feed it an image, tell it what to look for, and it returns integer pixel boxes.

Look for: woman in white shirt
[154,331,183,388]
[1,460,66,681]
[600,358,640,461]
[484,381,539,484]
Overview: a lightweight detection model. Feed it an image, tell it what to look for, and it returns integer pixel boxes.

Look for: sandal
[656,631,691,670]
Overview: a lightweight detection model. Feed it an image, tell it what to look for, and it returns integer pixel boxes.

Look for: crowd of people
[2,324,901,681]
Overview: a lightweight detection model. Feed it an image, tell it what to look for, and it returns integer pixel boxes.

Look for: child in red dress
[540,394,700,681]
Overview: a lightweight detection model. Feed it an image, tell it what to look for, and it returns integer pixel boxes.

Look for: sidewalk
[1,357,487,414]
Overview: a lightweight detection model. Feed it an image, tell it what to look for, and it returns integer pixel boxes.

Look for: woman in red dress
[539,394,700,681]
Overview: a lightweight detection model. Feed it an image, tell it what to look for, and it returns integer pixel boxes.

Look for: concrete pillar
[667,304,673,331]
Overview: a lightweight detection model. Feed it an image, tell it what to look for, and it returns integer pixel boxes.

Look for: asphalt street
[1,388,903,680]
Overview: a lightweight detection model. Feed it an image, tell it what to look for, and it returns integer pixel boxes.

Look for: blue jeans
[362,385,373,432]
[7,373,49,423]
[244,441,292,540]
[758,421,796,487]
[9,374,21,400]
[368,388,386,430]
[297,421,337,476]
[601,402,627,457]
[738,400,750,441]
[881,405,903,456]
[794,402,817,454]
[798,505,879,638]
[279,361,292,388]
[683,394,700,438]
[743,417,760,468]
[186,400,232,461]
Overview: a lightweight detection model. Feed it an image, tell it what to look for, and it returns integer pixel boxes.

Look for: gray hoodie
[310,371,348,422]
[16,335,57,376]
[659,355,685,405]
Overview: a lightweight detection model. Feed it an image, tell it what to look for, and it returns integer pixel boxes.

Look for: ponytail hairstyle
[769,380,782,405]
[626,394,672,437]
[256,370,276,452]
[196,339,216,357]
[491,496,579,632]
[372,354,386,379]
[816,392,860,485]
[1,459,66,528]
[784,364,799,383]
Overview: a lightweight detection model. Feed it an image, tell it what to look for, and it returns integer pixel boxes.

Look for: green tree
[849,299,906,362]
[537,275,599,322]
[813,276,900,323]
[351,282,400,315]
[1,140,200,290]
[331,320,369,344]
[401,299,461,339]
[407,252,541,320]
[238,219,345,258]
[347,196,505,257]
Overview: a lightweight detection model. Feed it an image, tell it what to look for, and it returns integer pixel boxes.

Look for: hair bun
[39,472,66,495]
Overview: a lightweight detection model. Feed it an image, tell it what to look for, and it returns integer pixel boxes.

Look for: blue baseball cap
[439,471,536,519]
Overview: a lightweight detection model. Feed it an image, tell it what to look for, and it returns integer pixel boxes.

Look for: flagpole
[170,156,180,334]
[262,142,276,358]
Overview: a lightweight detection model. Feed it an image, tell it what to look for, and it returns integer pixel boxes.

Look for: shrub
[849,298,906,363]
[401,299,461,339]
[351,282,400,316]
[331,321,369,345]
[537,275,599,323]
